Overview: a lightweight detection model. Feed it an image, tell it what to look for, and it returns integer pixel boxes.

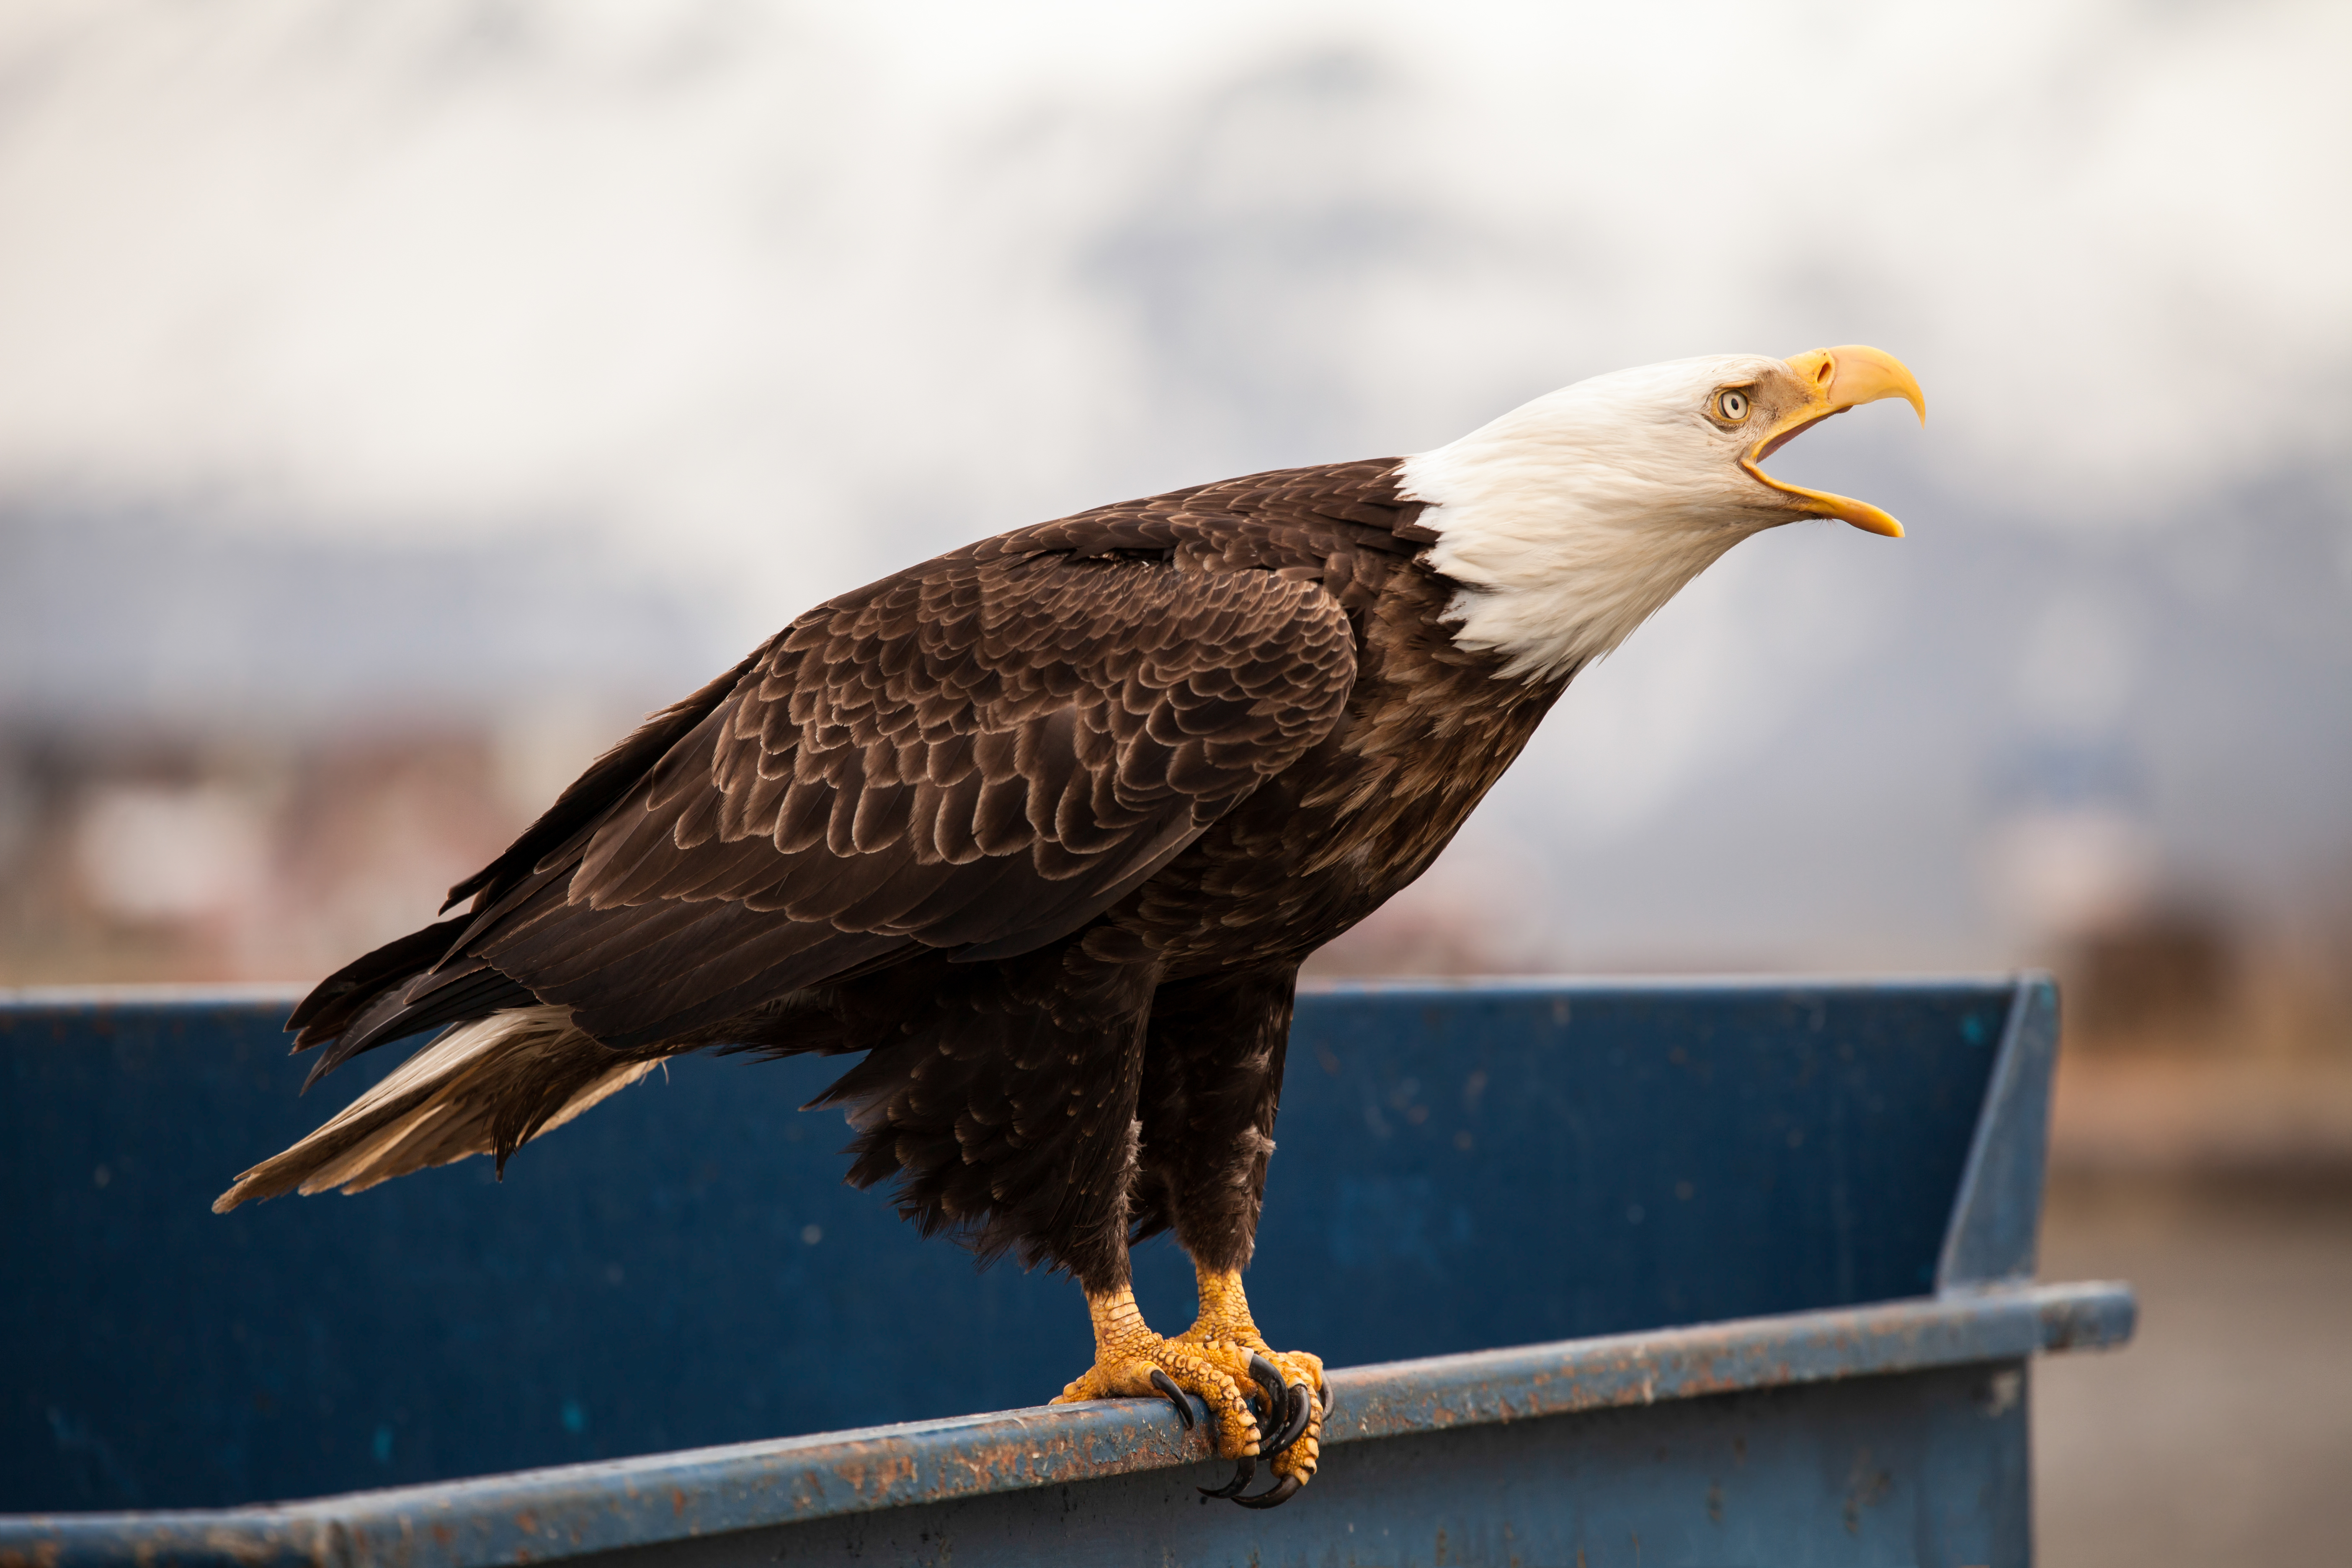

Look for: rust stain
[0,1293,2097,1563]
[1841,1447,1894,1534]
[867,1452,918,1494]
[195,1527,285,1566]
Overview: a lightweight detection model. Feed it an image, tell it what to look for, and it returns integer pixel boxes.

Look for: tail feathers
[287,916,472,1044]
[301,961,536,1091]
[214,1005,667,1212]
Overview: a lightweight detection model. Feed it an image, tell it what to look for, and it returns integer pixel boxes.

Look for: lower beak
[1739,344,1925,538]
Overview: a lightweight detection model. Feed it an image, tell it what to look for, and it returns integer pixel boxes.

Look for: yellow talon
[1175,1267,1327,1490]
[1052,1267,1327,1504]
[1051,1285,1264,1463]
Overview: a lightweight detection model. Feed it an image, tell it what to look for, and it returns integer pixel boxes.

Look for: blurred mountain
[0,0,2345,988]
[0,500,725,985]
[0,499,722,732]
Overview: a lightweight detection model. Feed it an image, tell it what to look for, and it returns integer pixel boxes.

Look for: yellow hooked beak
[1740,345,1926,538]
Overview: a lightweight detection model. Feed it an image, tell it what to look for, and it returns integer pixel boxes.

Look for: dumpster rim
[0,1279,2134,1568]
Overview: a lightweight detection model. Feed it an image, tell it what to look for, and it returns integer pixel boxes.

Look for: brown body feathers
[221,459,1566,1289]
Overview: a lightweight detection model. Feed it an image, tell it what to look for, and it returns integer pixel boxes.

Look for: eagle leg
[1173,1265,1326,1498]
[1050,1284,1270,1486]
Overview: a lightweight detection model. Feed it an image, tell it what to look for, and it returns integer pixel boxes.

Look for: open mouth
[1739,346,1925,538]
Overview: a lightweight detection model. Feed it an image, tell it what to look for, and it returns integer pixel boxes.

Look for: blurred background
[2,1,2345,1559]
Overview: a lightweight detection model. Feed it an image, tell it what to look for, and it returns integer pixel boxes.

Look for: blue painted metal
[1937,974,2060,1288]
[1273,977,2014,1354]
[3,975,2132,1565]
[637,1359,2037,1568]
[2,1282,2130,1568]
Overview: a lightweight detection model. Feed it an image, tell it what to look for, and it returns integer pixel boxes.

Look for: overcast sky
[1,0,2345,966]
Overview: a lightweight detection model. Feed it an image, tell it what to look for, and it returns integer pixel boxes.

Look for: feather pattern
[226,457,1566,1286]
[214,1006,670,1210]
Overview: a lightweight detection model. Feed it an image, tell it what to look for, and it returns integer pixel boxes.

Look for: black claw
[1317,1380,1333,1416]
[1198,1455,1256,1500]
[1149,1369,1196,1431]
[1246,1352,1288,1424]
[1260,1382,1312,1458]
[1233,1474,1303,1510]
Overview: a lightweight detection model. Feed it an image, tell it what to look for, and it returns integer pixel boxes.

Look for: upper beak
[1739,344,1926,538]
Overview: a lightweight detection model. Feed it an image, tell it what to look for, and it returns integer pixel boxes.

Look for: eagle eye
[1715,389,1751,423]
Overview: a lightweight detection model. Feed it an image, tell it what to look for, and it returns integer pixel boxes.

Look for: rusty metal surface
[8,977,2029,1513]
[6,974,2114,1565]
[594,1359,2040,1568]
[0,1280,2132,1568]
[1319,1274,2127,1439]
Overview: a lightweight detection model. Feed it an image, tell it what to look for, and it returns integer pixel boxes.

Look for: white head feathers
[1400,350,1919,682]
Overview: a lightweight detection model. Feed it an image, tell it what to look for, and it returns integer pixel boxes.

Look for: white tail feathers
[213,1005,663,1212]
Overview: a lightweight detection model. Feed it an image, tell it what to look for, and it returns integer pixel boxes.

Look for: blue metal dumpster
[4,975,2130,1566]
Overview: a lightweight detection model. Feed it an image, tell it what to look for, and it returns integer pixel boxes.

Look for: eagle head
[1402,346,1926,681]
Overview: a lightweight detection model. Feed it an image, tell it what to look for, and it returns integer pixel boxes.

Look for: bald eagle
[216,346,1924,1507]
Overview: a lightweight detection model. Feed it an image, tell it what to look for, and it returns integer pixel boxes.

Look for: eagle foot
[1170,1336,1322,1499]
[1233,1474,1302,1510]
[1193,1359,1313,1503]
[1174,1269,1327,1500]
[1052,1277,1326,1508]
[1050,1287,1271,1490]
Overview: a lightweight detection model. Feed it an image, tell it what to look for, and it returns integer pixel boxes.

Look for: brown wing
[454,544,1358,1048]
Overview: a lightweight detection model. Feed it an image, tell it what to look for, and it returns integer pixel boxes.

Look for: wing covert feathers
[237,458,1452,1229]
[472,531,1362,1047]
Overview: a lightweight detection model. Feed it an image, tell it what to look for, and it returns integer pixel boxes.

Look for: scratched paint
[0,1282,2130,1568]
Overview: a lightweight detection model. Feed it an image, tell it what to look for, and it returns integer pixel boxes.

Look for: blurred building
[0,499,717,984]
[0,0,2345,1114]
